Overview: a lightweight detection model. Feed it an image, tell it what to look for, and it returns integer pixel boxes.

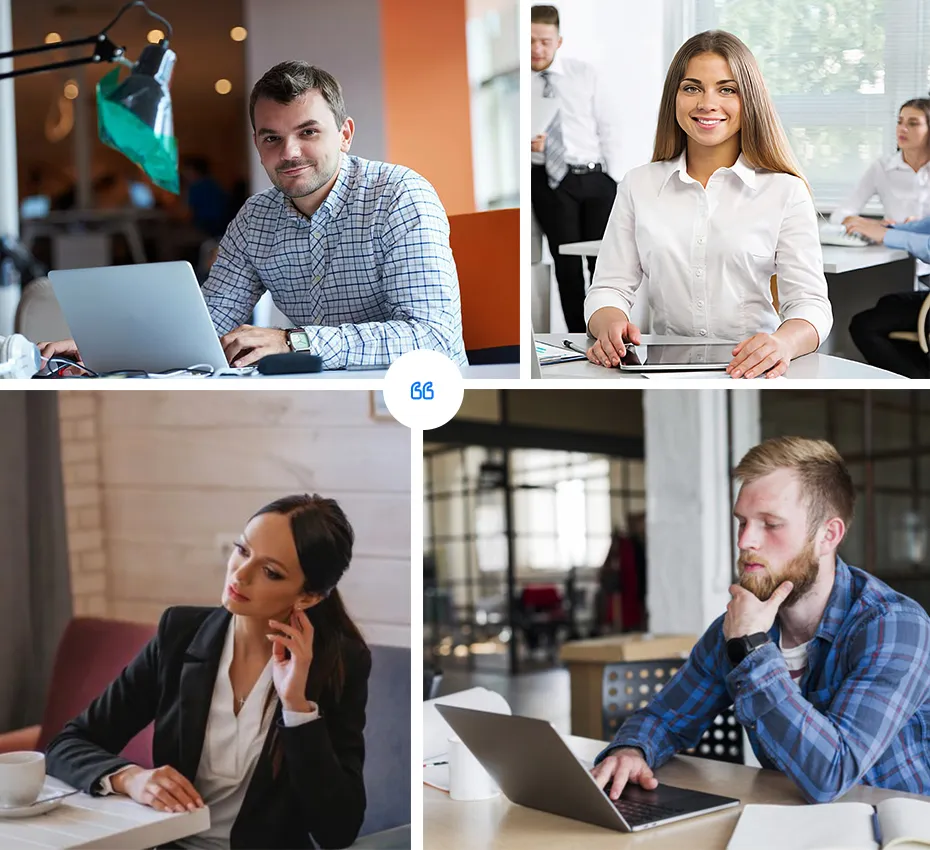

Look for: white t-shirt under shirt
[585,152,834,345]
[779,634,811,684]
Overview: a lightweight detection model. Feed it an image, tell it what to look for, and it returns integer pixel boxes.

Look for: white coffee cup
[448,736,498,801]
[0,751,46,807]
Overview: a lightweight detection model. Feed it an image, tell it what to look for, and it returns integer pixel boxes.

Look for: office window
[684,0,930,210]
[467,0,519,209]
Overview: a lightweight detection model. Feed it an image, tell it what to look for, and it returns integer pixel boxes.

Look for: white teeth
[696,119,722,125]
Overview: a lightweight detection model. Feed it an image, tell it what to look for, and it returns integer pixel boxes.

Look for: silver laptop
[617,342,734,372]
[436,705,739,832]
[48,261,234,373]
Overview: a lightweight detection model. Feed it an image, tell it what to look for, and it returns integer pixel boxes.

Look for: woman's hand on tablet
[586,307,642,367]
[727,333,791,379]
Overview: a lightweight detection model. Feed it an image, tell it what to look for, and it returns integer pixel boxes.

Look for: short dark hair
[249,61,347,130]
[531,5,560,27]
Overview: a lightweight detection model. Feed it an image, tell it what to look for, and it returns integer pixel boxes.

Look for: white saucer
[0,788,76,819]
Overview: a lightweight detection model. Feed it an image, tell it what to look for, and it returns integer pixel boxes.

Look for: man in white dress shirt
[530,4,620,332]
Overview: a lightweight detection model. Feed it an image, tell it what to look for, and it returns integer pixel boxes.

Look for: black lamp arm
[0,35,127,82]
[0,2,171,82]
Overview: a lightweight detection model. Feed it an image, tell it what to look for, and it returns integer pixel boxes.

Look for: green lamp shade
[96,43,179,194]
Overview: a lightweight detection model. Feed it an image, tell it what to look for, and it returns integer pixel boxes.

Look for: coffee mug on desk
[448,736,499,801]
[0,751,46,807]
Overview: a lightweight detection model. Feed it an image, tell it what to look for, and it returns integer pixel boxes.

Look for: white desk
[820,244,911,274]
[424,733,928,850]
[560,240,913,272]
[558,240,917,361]
[535,333,903,380]
[0,778,209,849]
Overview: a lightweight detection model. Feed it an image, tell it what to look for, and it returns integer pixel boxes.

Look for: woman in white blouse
[585,31,832,379]
[46,494,371,850]
[833,98,930,236]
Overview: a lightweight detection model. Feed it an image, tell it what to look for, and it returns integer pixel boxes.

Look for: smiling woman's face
[222,512,315,620]
[675,52,743,153]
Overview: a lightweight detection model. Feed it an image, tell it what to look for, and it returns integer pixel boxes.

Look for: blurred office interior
[425,389,930,736]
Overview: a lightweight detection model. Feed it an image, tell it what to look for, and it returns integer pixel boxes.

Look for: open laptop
[436,705,739,832]
[617,342,734,372]
[48,261,245,374]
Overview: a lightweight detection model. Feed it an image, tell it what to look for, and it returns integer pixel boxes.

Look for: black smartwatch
[726,632,770,666]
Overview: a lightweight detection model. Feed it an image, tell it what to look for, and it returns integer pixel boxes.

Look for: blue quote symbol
[410,381,435,400]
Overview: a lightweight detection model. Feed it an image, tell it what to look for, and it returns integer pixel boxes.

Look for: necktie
[540,71,567,189]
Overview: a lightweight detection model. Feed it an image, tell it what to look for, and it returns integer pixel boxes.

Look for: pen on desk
[562,339,589,356]
[424,760,449,767]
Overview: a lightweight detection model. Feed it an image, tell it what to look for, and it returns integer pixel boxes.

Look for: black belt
[568,162,604,174]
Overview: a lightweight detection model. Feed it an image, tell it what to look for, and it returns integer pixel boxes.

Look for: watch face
[289,331,311,351]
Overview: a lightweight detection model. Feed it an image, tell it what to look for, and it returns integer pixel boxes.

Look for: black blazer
[45,606,371,849]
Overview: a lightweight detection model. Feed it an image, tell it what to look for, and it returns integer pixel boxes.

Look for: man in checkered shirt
[40,62,468,372]
[591,437,930,804]
[214,61,467,370]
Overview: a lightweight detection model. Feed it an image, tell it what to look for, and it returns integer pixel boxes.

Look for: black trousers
[849,290,930,378]
[531,164,617,332]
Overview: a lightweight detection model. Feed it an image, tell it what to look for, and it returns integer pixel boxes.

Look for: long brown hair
[653,30,806,184]
[255,494,367,773]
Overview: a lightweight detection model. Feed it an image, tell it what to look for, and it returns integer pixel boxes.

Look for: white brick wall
[57,391,411,646]
[58,392,108,618]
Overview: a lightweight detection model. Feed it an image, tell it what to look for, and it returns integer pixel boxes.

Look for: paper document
[423,687,512,762]
[532,97,560,138]
[536,340,587,365]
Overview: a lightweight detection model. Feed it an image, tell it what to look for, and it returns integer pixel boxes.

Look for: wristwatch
[285,328,311,352]
[726,632,770,666]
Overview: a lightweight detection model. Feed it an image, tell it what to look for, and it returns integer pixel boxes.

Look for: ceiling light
[214,78,231,95]
[230,27,247,42]
[44,33,62,44]
[63,80,79,100]
[147,29,165,44]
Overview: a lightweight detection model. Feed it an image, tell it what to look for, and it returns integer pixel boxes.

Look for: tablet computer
[617,343,733,372]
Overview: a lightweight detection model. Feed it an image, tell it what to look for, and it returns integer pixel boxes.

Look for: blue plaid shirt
[598,559,930,803]
[202,154,468,369]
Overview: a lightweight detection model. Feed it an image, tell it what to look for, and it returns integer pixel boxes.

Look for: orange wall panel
[380,0,476,216]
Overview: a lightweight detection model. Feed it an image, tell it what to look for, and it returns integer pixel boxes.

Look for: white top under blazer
[585,152,833,346]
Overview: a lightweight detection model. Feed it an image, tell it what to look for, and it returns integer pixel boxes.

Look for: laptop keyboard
[613,798,686,826]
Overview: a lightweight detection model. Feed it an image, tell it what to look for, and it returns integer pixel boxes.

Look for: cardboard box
[560,633,697,739]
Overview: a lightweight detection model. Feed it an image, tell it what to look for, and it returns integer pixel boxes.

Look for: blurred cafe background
[0,0,518,335]
[425,389,930,757]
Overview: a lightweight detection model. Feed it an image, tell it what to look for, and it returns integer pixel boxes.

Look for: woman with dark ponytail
[46,494,371,849]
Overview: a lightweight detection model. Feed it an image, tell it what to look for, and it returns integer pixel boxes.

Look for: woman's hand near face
[112,764,205,812]
[586,307,642,367]
[269,608,315,711]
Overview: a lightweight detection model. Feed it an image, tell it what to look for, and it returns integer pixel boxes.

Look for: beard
[270,153,339,200]
[737,539,819,607]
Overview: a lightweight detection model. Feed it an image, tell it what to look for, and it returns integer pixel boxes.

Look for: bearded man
[590,436,930,803]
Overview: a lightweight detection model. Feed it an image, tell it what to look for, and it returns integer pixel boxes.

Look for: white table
[0,778,210,849]
[558,240,918,360]
[425,734,929,850]
[535,333,903,380]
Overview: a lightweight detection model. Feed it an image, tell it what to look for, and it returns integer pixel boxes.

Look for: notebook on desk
[727,798,930,850]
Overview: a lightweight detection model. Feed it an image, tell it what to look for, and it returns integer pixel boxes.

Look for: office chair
[601,659,744,765]
[887,291,930,352]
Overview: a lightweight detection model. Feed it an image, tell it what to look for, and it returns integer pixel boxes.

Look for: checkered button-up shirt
[597,559,930,803]
[202,154,468,369]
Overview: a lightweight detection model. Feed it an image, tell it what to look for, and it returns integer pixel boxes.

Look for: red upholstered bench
[0,616,156,767]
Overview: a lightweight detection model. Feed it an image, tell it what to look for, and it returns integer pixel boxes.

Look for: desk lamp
[0,1,178,192]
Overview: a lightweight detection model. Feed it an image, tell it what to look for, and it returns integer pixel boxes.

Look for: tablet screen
[620,344,734,369]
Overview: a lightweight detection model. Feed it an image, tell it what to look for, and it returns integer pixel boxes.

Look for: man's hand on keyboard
[591,747,658,800]
[220,325,289,367]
